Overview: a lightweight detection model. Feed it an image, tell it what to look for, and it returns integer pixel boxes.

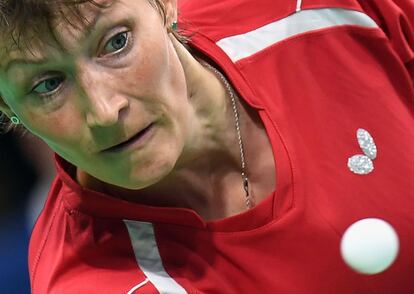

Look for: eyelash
[30,74,66,103]
[99,30,133,58]
[30,30,133,102]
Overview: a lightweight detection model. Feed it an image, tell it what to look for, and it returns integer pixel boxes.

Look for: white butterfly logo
[347,129,377,175]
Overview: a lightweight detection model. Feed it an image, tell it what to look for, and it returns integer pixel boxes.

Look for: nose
[76,63,129,128]
[85,94,129,128]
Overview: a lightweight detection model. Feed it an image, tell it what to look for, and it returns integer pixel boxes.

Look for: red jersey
[29,0,414,293]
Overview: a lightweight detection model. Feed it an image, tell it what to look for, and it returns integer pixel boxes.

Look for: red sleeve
[359,0,414,79]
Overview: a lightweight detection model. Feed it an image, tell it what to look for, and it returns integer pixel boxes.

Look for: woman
[1,0,414,293]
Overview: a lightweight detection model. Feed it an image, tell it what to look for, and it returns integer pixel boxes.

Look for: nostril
[85,96,129,127]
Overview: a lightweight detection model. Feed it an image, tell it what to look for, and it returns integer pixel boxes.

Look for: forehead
[51,0,109,51]
[0,34,59,70]
[0,0,144,71]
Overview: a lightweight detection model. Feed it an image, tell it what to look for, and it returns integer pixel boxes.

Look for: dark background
[0,130,55,293]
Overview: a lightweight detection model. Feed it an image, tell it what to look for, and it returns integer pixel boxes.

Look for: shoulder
[28,176,64,291]
[178,0,297,41]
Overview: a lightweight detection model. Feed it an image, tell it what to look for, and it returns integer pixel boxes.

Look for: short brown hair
[0,0,188,135]
[0,0,185,49]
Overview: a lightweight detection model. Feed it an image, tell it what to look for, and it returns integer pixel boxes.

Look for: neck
[77,36,252,220]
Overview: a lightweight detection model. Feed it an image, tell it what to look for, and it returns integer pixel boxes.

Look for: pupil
[112,34,126,50]
[46,78,59,91]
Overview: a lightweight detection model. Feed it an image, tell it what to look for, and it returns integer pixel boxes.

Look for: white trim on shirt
[124,220,188,294]
[216,8,379,62]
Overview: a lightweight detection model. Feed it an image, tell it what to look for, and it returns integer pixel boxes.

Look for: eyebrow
[5,57,48,73]
[4,8,106,73]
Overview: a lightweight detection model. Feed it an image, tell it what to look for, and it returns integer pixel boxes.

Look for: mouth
[104,123,155,153]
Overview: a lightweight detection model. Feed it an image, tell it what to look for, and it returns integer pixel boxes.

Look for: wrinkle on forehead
[0,0,113,70]
[50,0,118,52]
[0,31,63,73]
[51,3,102,51]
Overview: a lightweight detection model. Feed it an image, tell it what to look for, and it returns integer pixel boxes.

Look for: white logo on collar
[348,129,377,175]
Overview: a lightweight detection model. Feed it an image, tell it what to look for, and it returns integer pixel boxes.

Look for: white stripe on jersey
[216,8,378,62]
[296,0,303,12]
[124,220,188,294]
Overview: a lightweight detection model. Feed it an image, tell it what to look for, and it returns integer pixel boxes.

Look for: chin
[121,157,177,189]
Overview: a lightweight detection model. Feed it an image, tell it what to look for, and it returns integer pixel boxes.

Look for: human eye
[100,30,132,57]
[31,75,65,98]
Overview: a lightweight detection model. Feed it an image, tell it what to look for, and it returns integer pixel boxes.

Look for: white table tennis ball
[340,218,399,275]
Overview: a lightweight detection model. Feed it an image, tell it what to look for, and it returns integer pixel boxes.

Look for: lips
[104,123,154,152]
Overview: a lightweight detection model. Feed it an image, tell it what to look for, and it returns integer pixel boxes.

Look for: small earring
[171,21,178,31]
[10,116,20,125]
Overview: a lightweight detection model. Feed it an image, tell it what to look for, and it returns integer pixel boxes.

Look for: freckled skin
[0,0,276,220]
[1,0,194,187]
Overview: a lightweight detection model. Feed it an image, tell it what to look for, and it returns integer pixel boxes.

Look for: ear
[162,0,178,28]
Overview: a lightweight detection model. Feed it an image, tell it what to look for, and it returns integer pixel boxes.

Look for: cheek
[23,107,84,148]
[128,45,171,95]
[123,23,177,97]
[122,35,189,122]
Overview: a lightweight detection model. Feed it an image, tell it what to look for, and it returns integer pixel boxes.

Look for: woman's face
[0,0,191,189]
